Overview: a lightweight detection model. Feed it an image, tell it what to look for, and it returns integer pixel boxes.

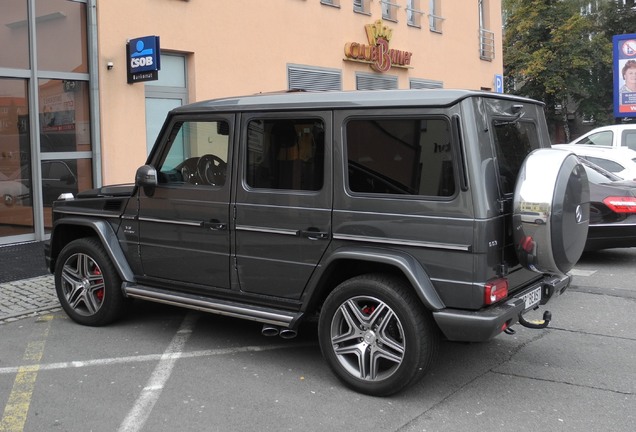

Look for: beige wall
[97,0,503,184]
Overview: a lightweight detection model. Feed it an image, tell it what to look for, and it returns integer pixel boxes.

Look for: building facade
[0,0,502,245]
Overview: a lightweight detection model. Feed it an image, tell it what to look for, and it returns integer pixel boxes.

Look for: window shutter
[410,79,443,89]
[356,73,398,90]
[287,65,342,91]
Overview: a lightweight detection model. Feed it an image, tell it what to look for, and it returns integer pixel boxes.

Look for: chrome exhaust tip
[261,324,280,337]
[279,329,297,339]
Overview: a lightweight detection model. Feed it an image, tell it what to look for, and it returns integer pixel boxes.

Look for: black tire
[318,274,439,396]
[54,237,126,326]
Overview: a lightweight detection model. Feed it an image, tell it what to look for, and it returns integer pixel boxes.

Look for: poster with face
[614,34,636,118]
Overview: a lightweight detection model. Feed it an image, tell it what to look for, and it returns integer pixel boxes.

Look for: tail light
[484,278,509,305]
[603,196,636,213]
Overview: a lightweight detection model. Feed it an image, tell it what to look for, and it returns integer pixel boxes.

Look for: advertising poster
[614,34,636,118]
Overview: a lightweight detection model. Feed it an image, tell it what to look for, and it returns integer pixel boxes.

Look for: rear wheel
[318,274,439,396]
[55,238,126,326]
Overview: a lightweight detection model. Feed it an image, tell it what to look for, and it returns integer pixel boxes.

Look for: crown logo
[365,20,392,45]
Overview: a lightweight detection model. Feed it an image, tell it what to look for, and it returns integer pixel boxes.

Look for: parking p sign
[494,74,503,94]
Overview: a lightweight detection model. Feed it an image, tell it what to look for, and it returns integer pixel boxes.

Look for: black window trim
[240,111,330,194]
[343,113,459,201]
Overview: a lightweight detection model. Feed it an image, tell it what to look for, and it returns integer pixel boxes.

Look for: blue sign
[127,36,161,84]
[613,34,636,118]
[494,74,504,94]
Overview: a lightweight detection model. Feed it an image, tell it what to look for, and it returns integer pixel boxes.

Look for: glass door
[0,79,34,239]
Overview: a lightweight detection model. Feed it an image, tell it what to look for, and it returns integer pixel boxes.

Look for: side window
[245,118,324,191]
[623,130,636,151]
[492,121,540,195]
[346,118,455,197]
[157,120,230,187]
[577,131,612,146]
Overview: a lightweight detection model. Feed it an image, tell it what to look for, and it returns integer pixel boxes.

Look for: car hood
[76,183,135,198]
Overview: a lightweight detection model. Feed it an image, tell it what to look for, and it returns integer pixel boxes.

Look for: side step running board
[123,283,301,328]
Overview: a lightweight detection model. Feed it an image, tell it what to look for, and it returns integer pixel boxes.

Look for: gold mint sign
[344,20,412,72]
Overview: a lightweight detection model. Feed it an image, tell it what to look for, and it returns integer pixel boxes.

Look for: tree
[503,0,606,141]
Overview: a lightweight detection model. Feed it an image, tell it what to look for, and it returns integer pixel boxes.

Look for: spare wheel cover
[513,149,589,275]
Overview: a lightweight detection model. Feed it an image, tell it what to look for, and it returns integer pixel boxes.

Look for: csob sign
[127,36,161,84]
[344,20,412,72]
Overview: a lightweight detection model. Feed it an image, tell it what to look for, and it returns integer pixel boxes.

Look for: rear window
[581,156,624,174]
[623,130,636,151]
[492,121,541,195]
[345,117,455,197]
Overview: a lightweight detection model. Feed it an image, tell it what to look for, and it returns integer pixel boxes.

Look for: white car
[0,172,30,207]
[557,124,636,150]
[552,144,636,181]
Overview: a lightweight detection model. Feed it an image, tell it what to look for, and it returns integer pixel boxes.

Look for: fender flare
[315,246,446,311]
[51,217,135,283]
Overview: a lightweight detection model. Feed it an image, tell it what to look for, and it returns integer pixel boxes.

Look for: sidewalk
[0,241,60,323]
[0,275,59,323]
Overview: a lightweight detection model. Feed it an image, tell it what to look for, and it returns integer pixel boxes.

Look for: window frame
[428,0,444,33]
[243,116,327,193]
[380,0,400,22]
[320,0,340,8]
[406,0,425,28]
[353,0,371,14]
[151,115,233,190]
[343,114,458,199]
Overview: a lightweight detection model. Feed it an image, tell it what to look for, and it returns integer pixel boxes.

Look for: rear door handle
[298,228,329,240]
[204,219,227,231]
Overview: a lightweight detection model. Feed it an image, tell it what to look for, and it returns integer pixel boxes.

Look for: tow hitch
[504,310,552,335]
[519,310,552,329]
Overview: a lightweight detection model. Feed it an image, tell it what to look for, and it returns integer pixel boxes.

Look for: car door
[234,113,332,299]
[137,115,233,290]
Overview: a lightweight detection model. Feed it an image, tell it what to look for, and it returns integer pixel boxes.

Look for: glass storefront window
[43,158,92,232]
[0,0,30,69]
[35,0,88,73]
[39,79,91,152]
[0,78,33,237]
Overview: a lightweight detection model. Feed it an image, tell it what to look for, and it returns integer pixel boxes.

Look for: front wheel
[54,238,126,326]
[318,274,439,396]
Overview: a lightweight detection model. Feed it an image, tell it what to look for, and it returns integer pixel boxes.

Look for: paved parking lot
[1,248,635,431]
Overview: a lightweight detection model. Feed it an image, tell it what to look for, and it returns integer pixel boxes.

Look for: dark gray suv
[45,90,589,396]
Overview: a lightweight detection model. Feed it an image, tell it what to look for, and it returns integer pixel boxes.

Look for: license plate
[520,287,542,310]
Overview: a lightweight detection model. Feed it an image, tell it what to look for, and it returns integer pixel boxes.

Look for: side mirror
[135,165,158,186]
[135,165,158,196]
[61,174,77,185]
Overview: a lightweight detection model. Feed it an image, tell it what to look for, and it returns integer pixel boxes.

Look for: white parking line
[569,269,598,277]
[118,312,198,432]
[0,342,313,375]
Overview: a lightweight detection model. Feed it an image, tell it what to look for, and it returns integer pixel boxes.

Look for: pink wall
[96,0,503,184]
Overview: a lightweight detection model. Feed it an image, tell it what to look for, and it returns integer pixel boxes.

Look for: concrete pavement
[0,241,59,323]
[0,275,59,324]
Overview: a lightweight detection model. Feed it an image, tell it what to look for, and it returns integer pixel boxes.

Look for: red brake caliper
[93,266,104,301]
[361,305,375,315]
